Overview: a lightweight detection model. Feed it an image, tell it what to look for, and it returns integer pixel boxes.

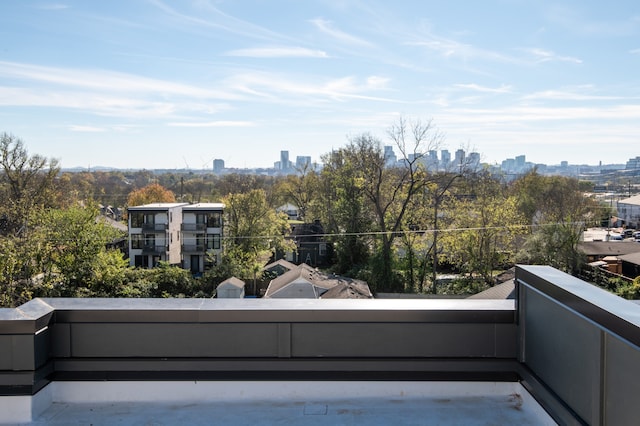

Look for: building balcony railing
[142,245,168,254]
[181,223,206,232]
[141,223,168,231]
[1,265,639,425]
[182,244,205,253]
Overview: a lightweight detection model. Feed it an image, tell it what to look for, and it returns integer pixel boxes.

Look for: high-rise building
[426,150,438,171]
[384,146,397,167]
[468,152,481,170]
[213,159,225,173]
[440,149,451,170]
[295,156,312,170]
[454,149,465,170]
[280,151,291,171]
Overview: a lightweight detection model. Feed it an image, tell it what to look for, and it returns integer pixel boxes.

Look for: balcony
[141,244,167,254]
[141,223,168,232]
[1,265,638,424]
[181,223,206,232]
[181,244,205,253]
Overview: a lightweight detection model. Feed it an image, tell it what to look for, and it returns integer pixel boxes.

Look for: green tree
[340,118,442,292]
[441,174,525,285]
[512,172,598,274]
[315,149,372,275]
[222,189,295,293]
[274,163,319,221]
[37,205,124,296]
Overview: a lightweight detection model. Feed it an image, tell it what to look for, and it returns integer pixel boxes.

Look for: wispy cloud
[0,61,239,100]
[630,48,640,54]
[522,48,582,64]
[34,3,69,10]
[149,0,288,42]
[310,18,372,47]
[454,83,512,93]
[522,89,627,101]
[167,120,255,127]
[68,125,105,132]
[225,47,329,58]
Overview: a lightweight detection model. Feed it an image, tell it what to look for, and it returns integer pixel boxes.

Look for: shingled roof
[264,264,372,299]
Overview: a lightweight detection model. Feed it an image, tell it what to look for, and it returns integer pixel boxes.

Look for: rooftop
[25,381,552,425]
[1,265,639,425]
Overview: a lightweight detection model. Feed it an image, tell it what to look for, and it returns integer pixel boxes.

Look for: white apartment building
[128,203,188,268]
[617,194,640,229]
[181,203,225,274]
[128,202,225,272]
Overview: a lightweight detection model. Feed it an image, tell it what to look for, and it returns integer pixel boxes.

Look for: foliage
[510,172,597,274]
[316,149,372,275]
[0,133,60,235]
[126,183,176,206]
[441,174,525,285]
[273,164,319,221]
[617,276,640,300]
[222,189,295,287]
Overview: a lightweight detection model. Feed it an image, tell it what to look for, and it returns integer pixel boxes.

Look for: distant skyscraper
[280,151,291,171]
[515,155,526,169]
[454,149,465,170]
[213,159,225,173]
[384,146,397,167]
[295,156,312,170]
[426,150,438,171]
[440,150,451,170]
[468,152,481,170]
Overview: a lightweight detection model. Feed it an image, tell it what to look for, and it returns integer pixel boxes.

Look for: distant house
[276,203,299,220]
[263,264,372,299]
[619,252,640,280]
[616,195,640,229]
[262,259,298,278]
[277,220,332,268]
[578,241,640,263]
[216,277,245,298]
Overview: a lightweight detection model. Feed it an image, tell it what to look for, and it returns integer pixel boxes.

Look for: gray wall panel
[604,334,640,425]
[0,336,12,369]
[291,323,498,357]
[70,323,281,357]
[521,284,601,425]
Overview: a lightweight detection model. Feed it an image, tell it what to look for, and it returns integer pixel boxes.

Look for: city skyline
[2,1,640,169]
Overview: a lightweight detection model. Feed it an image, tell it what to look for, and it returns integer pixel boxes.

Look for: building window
[130,212,144,228]
[144,234,155,248]
[207,212,222,228]
[131,234,143,249]
[206,234,221,250]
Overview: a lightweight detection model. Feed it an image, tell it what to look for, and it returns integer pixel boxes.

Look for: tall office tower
[454,149,466,170]
[515,155,526,170]
[295,156,312,170]
[280,151,290,171]
[213,159,225,173]
[425,150,439,171]
[440,149,451,170]
[468,152,481,170]
[384,146,397,167]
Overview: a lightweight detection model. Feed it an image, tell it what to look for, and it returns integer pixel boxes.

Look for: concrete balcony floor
[25,381,555,425]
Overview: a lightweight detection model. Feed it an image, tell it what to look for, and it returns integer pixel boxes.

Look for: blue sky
[1,1,639,169]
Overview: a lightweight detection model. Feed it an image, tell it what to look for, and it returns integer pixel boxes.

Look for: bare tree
[0,133,60,235]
